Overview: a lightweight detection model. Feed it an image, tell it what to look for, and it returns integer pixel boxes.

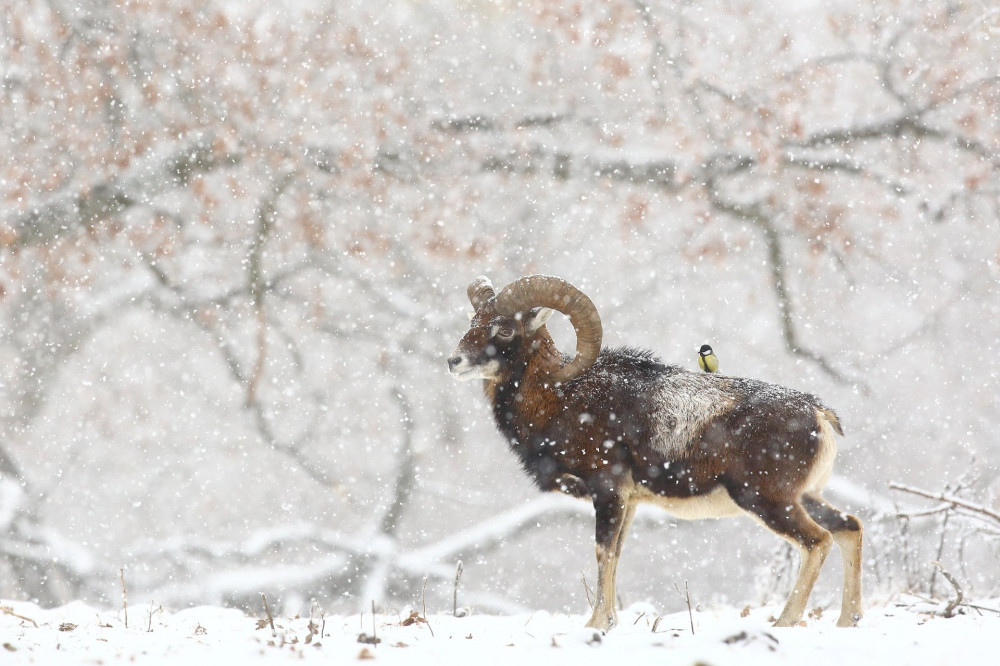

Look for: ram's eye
[496,326,515,339]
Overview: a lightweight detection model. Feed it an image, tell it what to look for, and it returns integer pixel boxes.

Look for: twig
[963,603,1000,615]
[260,593,276,637]
[1,605,39,628]
[895,590,936,609]
[146,601,161,632]
[453,560,464,616]
[120,568,128,629]
[896,504,953,519]
[930,561,964,618]
[305,603,317,644]
[889,482,1000,524]
[674,580,695,635]
[357,606,381,646]
[581,571,595,609]
[929,509,953,597]
[421,577,435,637]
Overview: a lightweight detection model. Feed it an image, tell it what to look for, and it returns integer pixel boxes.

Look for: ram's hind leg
[729,488,833,627]
[770,502,833,626]
[804,494,863,626]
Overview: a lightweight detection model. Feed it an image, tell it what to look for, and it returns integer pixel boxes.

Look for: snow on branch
[825,476,898,515]
[401,494,592,569]
[119,496,597,610]
[8,133,241,249]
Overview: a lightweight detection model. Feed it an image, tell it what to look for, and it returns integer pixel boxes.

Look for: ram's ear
[524,306,555,334]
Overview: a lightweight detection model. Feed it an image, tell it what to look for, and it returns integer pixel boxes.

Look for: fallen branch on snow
[1,605,39,627]
[930,561,964,618]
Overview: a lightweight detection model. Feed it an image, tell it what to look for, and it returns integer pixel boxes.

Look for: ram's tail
[817,406,844,436]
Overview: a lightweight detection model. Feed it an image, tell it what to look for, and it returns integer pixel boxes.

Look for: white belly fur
[633,483,744,520]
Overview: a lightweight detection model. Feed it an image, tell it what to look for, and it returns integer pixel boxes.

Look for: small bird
[698,344,719,373]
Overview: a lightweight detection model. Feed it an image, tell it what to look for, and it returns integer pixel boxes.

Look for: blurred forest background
[2,0,998,617]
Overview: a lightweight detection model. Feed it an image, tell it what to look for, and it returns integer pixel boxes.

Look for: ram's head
[447,274,602,383]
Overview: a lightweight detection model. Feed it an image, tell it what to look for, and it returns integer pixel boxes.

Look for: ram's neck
[524,328,564,382]
[484,330,569,448]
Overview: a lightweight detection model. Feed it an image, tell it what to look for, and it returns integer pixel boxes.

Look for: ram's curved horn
[467,276,496,311]
[495,275,602,383]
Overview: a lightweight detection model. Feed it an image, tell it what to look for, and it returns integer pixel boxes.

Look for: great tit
[698,344,719,373]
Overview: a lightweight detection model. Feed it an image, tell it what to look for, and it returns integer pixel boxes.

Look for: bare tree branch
[246,170,297,407]
[378,387,417,538]
[8,135,241,249]
[890,482,1000,526]
[702,169,866,389]
[141,255,340,491]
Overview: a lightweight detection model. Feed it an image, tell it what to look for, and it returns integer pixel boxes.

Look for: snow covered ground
[3,596,997,665]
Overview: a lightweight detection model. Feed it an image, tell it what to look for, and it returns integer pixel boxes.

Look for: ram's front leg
[585,493,636,632]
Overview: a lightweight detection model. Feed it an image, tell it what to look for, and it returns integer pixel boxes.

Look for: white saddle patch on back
[649,372,735,458]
